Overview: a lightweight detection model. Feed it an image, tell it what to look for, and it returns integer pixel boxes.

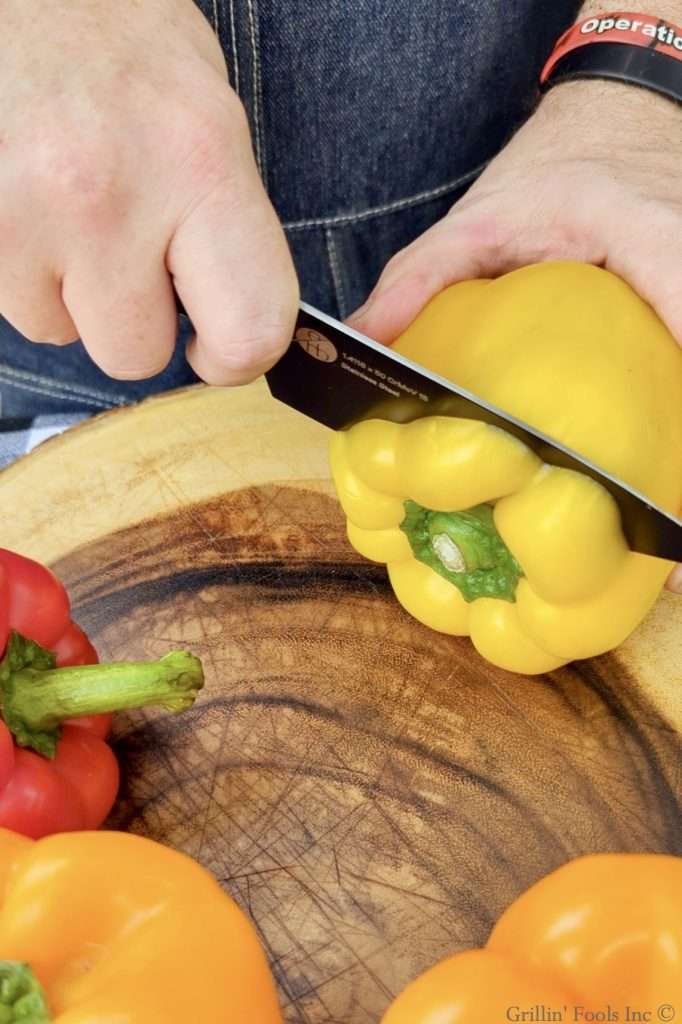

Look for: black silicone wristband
[543,41,682,105]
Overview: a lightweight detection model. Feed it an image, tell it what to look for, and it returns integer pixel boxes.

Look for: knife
[264,302,682,562]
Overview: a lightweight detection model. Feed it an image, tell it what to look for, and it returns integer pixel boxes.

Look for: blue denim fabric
[0,1,582,419]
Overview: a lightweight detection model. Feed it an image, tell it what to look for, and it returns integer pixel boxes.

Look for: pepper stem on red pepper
[400,500,523,603]
[0,961,51,1022]
[0,632,204,759]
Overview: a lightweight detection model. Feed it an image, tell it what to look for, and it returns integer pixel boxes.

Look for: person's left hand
[348,79,682,594]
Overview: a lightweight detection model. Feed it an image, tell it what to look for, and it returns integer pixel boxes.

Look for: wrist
[532,76,680,162]
[540,73,677,119]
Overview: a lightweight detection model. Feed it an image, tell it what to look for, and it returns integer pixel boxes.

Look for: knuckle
[451,208,508,253]
[206,315,295,382]
[182,140,231,194]
[225,326,289,372]
[34,133,120,219]
[246,326,291,366]
[168,94,255,201]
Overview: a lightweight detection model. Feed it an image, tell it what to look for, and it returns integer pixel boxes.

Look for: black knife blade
[265,302,682,563]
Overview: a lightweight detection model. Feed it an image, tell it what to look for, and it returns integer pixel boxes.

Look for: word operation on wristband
[541,11,682,104]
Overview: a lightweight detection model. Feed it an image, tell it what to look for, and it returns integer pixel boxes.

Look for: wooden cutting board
[2,381,681,1024]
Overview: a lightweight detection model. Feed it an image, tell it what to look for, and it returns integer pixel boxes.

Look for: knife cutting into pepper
[264,261,682,673]
[265,265,682,563]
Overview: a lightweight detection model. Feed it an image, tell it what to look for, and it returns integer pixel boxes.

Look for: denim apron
[0,1,582,418]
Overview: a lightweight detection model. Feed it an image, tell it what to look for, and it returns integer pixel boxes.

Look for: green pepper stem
[400,500,522,603]
[0,961,51,1022]
[13,652,203,724]
[0,633,204,758]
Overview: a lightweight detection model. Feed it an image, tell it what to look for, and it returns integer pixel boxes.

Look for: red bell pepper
[0,548,203,839]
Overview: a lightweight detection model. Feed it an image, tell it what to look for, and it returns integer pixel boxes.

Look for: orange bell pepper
[0,828,282,1022]
[382,853,682,1023]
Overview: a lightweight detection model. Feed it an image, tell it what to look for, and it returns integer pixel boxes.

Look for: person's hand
[0,0,298,384]
[349,79,682,593]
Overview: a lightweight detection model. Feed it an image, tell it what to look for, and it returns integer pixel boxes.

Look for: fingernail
[667,565,682,594]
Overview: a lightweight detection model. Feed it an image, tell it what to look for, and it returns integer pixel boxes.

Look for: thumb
[346,212,507,344]
[608,234,682,350]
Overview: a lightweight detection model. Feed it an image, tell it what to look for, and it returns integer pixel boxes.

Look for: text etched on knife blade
[341,352,429,402]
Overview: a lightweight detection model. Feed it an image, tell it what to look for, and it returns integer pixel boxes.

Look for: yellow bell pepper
[0,828,282,1022]
[381,852,682,1023]
[331,262,682,673]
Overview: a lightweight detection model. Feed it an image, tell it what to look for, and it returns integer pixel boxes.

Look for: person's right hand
[0,0,298,384]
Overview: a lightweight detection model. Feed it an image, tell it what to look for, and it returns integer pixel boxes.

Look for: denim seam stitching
[0,375,113,409]
[0,363,120,401]
[245,0,266,179]
[283,163,486,231]
[324,227,347,316]
[0,364,125,405]
[228,0,241,97]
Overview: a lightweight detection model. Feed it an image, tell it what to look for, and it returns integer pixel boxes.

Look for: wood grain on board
[1,381,680,1024]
